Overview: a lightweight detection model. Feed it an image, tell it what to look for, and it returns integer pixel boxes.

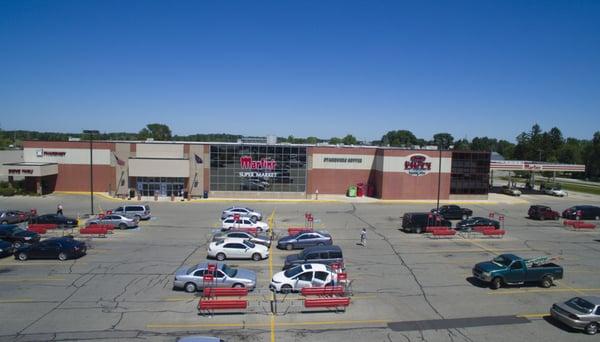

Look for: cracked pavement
[0,192,599,341]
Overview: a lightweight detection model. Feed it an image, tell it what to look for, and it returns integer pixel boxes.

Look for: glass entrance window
[137,177,186,196]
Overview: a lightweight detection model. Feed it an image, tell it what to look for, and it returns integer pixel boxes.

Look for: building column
[36,177,42,195]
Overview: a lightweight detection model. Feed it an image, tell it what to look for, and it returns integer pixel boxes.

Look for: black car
[401,213,451,234]
[456,217,500,232]
[0,224,40,248]
[432,205,473,220]
[14,237,87,261]
[562,205,600,220]
[0,240,15,258]
[30,214,78,227]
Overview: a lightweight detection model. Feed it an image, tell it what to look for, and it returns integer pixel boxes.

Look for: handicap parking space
[0,194,600,341]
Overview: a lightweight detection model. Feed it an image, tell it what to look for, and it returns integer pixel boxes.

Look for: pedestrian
[360,228,367,247]
[57,204,63,216]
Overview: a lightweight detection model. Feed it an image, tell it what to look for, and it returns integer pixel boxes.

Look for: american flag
[194,154,203,164]
[114,153,125,166]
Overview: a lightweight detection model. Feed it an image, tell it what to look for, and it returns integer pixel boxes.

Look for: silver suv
[112,205,151,220]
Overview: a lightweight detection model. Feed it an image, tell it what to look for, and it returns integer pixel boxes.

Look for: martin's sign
[404,155,432,176]
[239,156,278,178]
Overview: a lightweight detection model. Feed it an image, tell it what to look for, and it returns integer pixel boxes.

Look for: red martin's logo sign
[404,155,432,176]
[239,156,277,178]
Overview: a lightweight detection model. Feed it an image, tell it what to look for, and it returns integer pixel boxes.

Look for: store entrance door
[136,177,186,196]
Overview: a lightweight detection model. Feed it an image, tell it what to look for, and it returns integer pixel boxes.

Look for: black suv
[401,213,451,234]
[0,225,40,248]
[432,205,473,220]
[562,205,600,220]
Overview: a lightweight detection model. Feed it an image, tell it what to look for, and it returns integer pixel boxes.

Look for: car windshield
[492,256,512,267]
[221,264,237,278]
[566,297,595,313]
[187,264,200,274]
[243,240,256,248]
[284,265,303,278]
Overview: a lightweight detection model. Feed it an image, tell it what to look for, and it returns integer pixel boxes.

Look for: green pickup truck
[472,254,563,289]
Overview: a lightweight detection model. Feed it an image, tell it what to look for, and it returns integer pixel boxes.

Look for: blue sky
[1,0,599,142]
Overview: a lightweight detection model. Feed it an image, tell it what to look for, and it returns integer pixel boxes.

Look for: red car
[528,205,560,220]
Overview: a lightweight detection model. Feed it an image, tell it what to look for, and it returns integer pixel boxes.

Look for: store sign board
[404,155,432,176]
[239,156,278,178]
[36,149,67,157]
[8,169,34,174]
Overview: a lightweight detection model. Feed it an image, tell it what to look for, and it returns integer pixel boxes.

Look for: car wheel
[13,241,23,249]
[554,215,559,221]
[415,227,423,234]
[490,277,502,290]
[1,220,7,225]
[58,252,68,261]
[135,215,142,221]
[540,216,545,221]
[462,214,467,220]
[232,283,245,288]
[317,242,325,246]
[17,252,28,261]
[585,322,598,335]
[119,223,127,230]
[576,216,581,221]
[595,216,600,221]
[286,244,293,251]
[252,253,261,261]
[540,275,553,288]
[251,216,258,221]
[184,282,197,293]
[216,253,226,261]
[281,284,292,294]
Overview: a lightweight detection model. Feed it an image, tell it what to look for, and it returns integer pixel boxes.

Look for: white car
[545,188,567,197]
[221,217,269,232]
[208,238,269,261]
[221,207,263,221]
[269,263,337,293]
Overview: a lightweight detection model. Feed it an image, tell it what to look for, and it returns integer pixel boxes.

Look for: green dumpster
[347,185,357,197]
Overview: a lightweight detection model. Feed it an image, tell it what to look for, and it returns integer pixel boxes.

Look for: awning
[1,162,58,177]
[490,160,585,172]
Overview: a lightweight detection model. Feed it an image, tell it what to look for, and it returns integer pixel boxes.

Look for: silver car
[551,296,600,335]
[221,207,262,221]
[86,214,138,229]
[173,263,257,293]
[212,231,272,247]
[112,204,151,220]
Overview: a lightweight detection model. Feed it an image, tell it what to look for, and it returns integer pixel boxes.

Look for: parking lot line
[0,298,34,303]
[516,313,548,319]
[146,319,393,330]
[487,288,600,295]
[269,209,276,342]
[0,277,65,283]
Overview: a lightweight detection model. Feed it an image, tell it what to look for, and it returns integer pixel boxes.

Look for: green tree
[342,134,358,145]
[305,136,319,144]
[329,137,342,144]
[585,131,600,179]
[381,130,417,147]
[432,133,454,149]
[453,138,470,150]
[138,123,172,141]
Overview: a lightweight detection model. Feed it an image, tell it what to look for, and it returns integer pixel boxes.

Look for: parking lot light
[83,130,99,215]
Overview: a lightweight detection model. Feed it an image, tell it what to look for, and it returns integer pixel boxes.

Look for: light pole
[436,144,442,212]
[83,130,99,215]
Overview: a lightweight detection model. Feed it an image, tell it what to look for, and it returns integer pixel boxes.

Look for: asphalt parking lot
[1,192,600,342]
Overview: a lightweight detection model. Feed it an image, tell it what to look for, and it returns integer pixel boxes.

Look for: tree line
[1,123,598,179]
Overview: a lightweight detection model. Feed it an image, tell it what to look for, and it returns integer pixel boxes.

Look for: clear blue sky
[1,0,599,142]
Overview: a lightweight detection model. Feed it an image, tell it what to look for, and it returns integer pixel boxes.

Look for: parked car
[431,205,473,220]
[270,263,337,293]
[86,214,138,229]
[173,262,257,293]
[550,296,600,335]
[212,231,271,247]
[0,224,40,248]
[283,245,343,270]
[456,217,500,231]
[112,204,151,220]
[0,240,15,258]
[221,207,263,221]
[207,238,269,261]
[401,213,451,234]
[277,231,332,250]
[546,188,567,197]
[30,214,78,227]
[472,254,563,289]
[562,205,600,220]
[502,186,521,196]
[14,237,87,261]
[221,217,269,232]
[0,210,30,225]
[528,205,560,220]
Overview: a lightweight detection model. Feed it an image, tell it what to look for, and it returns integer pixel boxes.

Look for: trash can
[356,183,365,197]
[347,185,357,197]
[203,190,209,199]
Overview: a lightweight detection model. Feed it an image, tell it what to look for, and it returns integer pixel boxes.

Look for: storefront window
[210,145,307,192]
[450,152,490,195]
[137,177,185,196]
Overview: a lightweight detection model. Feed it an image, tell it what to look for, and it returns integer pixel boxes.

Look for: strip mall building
[1,140,497,199]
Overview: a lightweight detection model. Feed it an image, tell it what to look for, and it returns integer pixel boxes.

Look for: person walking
[360,228,367,247]
[56,204,63,216]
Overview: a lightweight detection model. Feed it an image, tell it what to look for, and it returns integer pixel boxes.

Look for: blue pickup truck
[472,254,563,290]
